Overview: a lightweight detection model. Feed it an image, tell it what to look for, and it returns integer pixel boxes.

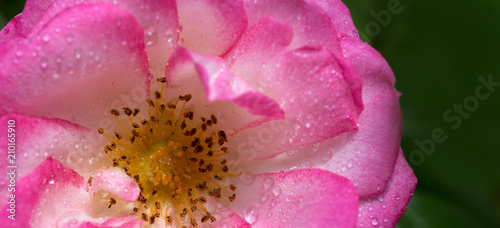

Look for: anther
[179,94,192,101]
[108,197,116,208]
[154,91,161,99]
[115,132,122,140]
[110,109,120,116]
[98,128,104,134]
[228,194,236,202]
[147,99,155,107]
[156,77,167,83]
[122,107,133,116]
[133,108,140,116]
[211,114,218,124]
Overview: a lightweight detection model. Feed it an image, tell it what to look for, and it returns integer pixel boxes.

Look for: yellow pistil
[94,78,240,227]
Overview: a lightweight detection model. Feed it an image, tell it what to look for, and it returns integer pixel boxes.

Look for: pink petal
[0,114,109,205]
[8,0,179,76]
[225,17,360,159]
[357,150,417,227]
[177,0,247,56]
[306,0,359,37]
[163,47,284,133]
[242,0,341,54]
[61,215,143,228]
[237,35,402,198]
[89,168,140,202]
[0,4,151,130]
[0,158,92,227]
[230,169,358,227]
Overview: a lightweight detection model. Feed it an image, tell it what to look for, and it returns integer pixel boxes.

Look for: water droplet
[272,186,281,196]
[321,149,333,161]
[244,204,259,224]
[261,192,269,202]
[347,159,353,168]
[371,218,378,226]
[286,149,296,156]
[15,50,24,57]
[368,206,373,211]
[42,34,50,42]
[49,180,55,184]
[262,176,274,189]
[239,172,255,184]
[40,57,48,68]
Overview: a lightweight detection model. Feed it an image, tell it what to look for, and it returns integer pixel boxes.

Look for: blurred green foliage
[1,0,499,227]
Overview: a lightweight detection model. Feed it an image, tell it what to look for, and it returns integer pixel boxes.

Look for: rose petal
[242,0,341,54]
[236,35,402,198]
[0,114,109,204]
[0,4,151,130]
[357,150,417,227]
[230,168,358,227]
[225,17,360,159]
[306,0,359,37]
[163,47,284,134]
[9,0,179,76]
[0,158,92,227]
[177,0,247,56]
[89,168,140,202]
[62,215,143,228]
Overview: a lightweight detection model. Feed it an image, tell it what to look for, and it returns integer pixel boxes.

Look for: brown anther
[221,159,227,165]
[214,175,222,180]
[210,216,216,223]
[150,116,159,123]
[206,163,214,172]
[221,147,229,153]
[147,99,155,107]
[190,218,198,227]
[159,104,166,113]
[184,130,191,136]
[154,91,161,99]
[132,129,140,137]
[190,128,197,135]
[156,77,167,83]
[182,146,189,152]
[166,216,172,223]
[112,159,119,167]
[133,207,139,212]
[122,107,133,116]
[190,198,198,204]
[130,135,136,143]
[110,109,120,116]
[87,176,93,186]
[132,123,140,128]
[149,216,155,224]
[179,94,192,101]
[133,108,140,116]
[222,165,229,172]
[134,175,140,181]
[191,138,200,147]
[201,123,207,131]
[180,208,188,217]
[218,138,225,146]
[183,111,194,120]
[165,120,172,126]
[194,145,204,154]
[139,195,147,204]
[181,120,187,130]
[98,128,104,134]
[207,142,214,148]
[211,114,218,124]
[120,155,127,160]
[206,119,213,126]
[141,213,148,221]
[207,150,214,157]
[152,187,158,196]
[141,120,149,125]
[108,197,116,208]
[199,197,207,203]
[201,215,210,223]
[230,184,236,191]
[218,130,228,141]
[167,104,176,109]
[190,157,198,162]
[115,132,122,140]
[228,193,237,202]
[191,205,197,212]
[154,212,160,218]
[199,159,205,166]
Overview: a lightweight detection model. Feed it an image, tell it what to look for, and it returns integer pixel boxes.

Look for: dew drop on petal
[262,176,274,189]
[244,204,259,225]
[239,171,255,184]
[260,192,269,202]
[371,218,378,226]
[286,149,296,156]
[272,186,281,196]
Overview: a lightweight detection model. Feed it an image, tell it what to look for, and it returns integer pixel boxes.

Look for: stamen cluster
[95,78,239,227]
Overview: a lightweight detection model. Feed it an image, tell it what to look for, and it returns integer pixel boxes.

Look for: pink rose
[0,0,416,227]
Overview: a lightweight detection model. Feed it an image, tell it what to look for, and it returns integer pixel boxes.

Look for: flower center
[95,78,239,227]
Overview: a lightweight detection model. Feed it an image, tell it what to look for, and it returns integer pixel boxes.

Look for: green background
[1,0,499,227]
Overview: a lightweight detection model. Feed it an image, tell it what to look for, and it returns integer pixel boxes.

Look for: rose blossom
[0,0,416,227]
